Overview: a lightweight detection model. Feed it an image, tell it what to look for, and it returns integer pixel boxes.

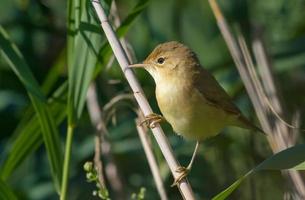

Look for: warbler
[129,41,263,185]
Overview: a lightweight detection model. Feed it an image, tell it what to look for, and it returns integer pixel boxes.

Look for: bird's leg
[140,113,165,128]
[172,141,200,186]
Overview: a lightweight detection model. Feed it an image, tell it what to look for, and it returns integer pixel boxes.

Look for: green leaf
[212,144,305,199]
[67,0,75,68]
[255,144,305,171]
[0,28,45,101]
[116,0,149,36]
[0,83,67,181]
[0,179,17,200]
[94,0,150,75]
[212,172,250,200]
[0,26,63,193]
[67,0,104,125]
[41,49,66,95]
[72,0,150,118]
[0,0,148,186]
[99,0,113,16]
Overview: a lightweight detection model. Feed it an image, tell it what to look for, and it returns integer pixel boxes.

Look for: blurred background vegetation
[0,0,305,199]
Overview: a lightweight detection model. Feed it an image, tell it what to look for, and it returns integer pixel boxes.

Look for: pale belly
[156,85,233,141]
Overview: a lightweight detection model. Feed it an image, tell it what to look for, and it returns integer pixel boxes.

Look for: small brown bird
[130,41,263,185]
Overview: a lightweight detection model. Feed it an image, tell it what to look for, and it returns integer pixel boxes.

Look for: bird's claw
[171,166,190,187]
[140,113,164,128]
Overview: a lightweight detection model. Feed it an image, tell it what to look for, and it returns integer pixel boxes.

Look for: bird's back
[156,64,262,140]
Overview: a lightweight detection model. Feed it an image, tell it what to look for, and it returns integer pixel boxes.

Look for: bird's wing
[194,67,264,133]
[194,67,242,116]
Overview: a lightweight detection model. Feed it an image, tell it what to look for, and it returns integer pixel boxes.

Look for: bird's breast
[156,81,195,134]
[155,80,231,140]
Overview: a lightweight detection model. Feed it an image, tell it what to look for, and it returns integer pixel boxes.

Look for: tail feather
[236,115,266,135]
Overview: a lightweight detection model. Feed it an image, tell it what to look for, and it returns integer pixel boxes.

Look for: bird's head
[129,41,200,83]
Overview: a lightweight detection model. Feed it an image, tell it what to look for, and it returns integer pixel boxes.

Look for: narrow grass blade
[0,26,63,192]
[0,84,67,180]
[94,0,150,75]
[0,179,17,200]
[67,0,104,124]
[67,0,75,71]
[116,0,149,36]
[0,0,148,190]
[69,0,150,119]
[0,0,147,184]
[62,0,109,198]
[212,173,248,200]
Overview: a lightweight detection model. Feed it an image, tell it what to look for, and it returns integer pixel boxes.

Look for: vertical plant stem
[94,130,106,188]
[60,125,74,200]
[107,3,166,198]
[208,0,305,197]
[87,83,125,199]
[136,114,168,200]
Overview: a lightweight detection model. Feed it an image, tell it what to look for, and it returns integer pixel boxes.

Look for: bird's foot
[171,166,190,187]
[140,113,165,128]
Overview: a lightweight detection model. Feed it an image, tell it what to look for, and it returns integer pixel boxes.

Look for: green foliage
[0,83,67,181]
[0,179,17,200]
[0,26,63,192]
[67,0,104,125]
[213,144,305,199]
[131,187,146,200]
[0,0,304,199]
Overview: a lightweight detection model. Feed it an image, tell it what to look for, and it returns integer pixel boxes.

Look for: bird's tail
[236,115,266,135]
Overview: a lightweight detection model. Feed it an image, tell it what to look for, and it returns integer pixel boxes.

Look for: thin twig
[237,33,287,151]
[208,0,305,198]
[87,83,125,199]
[105,0,136,71]
[291,111,300,144]
[136,111,168,200]
[87,84,106,188]
[251,36,305,197]
[109,2,168,197]
[110,0,136,63]
[91,1,195,199]
[244,34,305,199]
[103,93,134,113]
[103,93,136,125]
[208,0,272,136]
[252,37,288,136]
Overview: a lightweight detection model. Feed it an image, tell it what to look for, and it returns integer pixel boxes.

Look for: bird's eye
[157,57,165,64]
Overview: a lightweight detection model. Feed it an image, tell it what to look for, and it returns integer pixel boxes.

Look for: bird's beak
[128,63,150,68]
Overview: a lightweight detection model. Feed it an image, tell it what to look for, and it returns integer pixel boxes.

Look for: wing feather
[194,67,265,133]
[194,67,242,115]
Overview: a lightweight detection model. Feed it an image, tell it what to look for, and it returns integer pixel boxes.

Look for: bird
[129,41,263,185]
